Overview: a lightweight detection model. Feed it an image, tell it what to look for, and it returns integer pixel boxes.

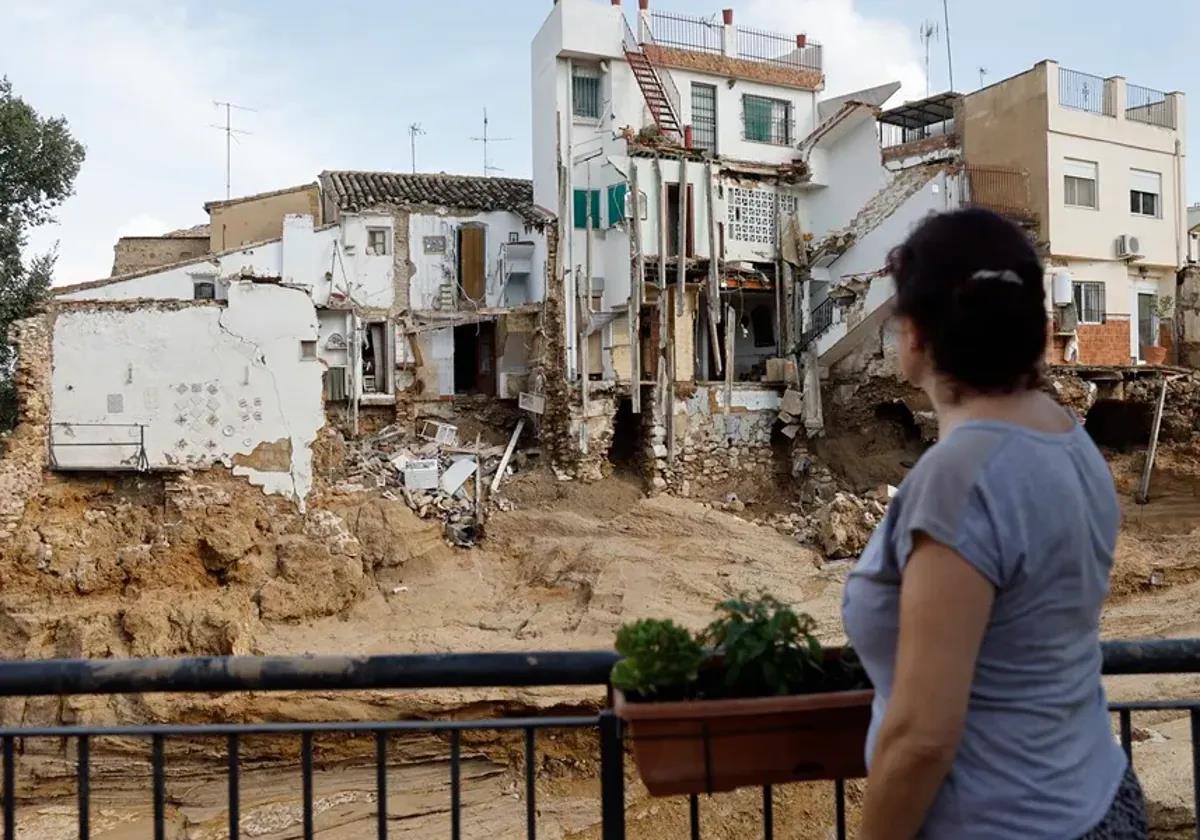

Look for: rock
[813,492,886,559]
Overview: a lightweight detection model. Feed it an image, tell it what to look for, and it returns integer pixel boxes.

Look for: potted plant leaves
[1144,295,1174,366]
[611,595,873,797]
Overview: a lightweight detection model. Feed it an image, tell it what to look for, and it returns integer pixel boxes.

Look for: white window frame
[1130,168,1162,218]
[1072,280,1105,325]
[1063,158,1099,209]
[366,227,390,256]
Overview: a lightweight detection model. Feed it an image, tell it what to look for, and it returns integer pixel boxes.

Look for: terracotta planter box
[614,687,874,797]
[1144,345,1168,366]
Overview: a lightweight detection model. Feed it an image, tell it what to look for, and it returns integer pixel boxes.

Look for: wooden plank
[1136,377,1171,504]
[490,418,526,494]
[677,158,688,298]
[629,164,644,414]
[705,163,723,377]
[473,433,484,525]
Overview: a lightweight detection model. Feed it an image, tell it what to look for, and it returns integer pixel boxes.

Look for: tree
[0,77,86,428]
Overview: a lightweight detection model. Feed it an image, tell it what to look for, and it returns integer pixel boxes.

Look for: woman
[843,209,1146,839]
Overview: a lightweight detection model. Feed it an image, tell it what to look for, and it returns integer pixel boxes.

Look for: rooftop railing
[1058,67,1114,116]
[1126,83,1176,128]
[644,11,822,73]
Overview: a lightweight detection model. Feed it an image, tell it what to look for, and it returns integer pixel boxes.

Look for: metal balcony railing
[0,641,1198,839]
[963,165,1035,220]
[48,422,149,472]
[736,25,821,72]
[1059,66,1114,116]
[797,296,836,352]
[1126,83,1176,128]
[646,11,723,54]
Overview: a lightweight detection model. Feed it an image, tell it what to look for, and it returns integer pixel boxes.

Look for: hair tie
[971,269,1023,285]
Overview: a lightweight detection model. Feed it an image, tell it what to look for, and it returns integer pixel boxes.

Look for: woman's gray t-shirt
[843,420,1126,839]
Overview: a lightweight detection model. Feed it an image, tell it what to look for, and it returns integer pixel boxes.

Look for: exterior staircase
[622,18,682,141]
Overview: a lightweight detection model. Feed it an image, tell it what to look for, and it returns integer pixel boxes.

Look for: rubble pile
[339,421,531,546]
[813,491,888,559]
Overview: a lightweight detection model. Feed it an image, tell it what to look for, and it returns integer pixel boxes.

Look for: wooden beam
[677,157,688,298]
[724,303,735,418]
[705,163,723,377]
[629,164,644,414]
[1136,376,1171,504]
[490,418,526,494]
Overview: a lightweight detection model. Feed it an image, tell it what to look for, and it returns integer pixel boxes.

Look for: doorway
[453,322,496,396]
[609,398,640,470]
[664,184,694,258]
[1136,292,1157,363]
[458,225,486,304]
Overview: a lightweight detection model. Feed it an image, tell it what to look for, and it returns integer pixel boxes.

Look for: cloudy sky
[3,0,1196,284]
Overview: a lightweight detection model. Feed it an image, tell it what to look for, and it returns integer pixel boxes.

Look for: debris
[780,388,804,417]
[490,419,526,493]
[518,392,546,414]
[403,459,440,491]
[813,492,886,559]
[441,459,476,496]
[419,420,458,447]
[780,424,801,439]
[390,585,409,595]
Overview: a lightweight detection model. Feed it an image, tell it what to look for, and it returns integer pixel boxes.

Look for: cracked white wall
[50,282,324,503]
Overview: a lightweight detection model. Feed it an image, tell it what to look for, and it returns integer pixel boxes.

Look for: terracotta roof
[320,171,551,226]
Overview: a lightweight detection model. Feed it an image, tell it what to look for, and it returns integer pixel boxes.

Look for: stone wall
[881,134,959,163]
[647,384,781,495]
[1077,317,1132,366]
[0,315,51,541]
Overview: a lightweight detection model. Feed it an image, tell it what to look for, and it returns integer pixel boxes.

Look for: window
[366,227,389,256]
[691,83,717,153]
[572,65,602,120]
[1064,158,1098,208]
[1073,281,1105,324]
[573,189,602,229]
[606,183,627,226]
[193,280,216,300]
[1130,169,1162,217]
[743,95,791,145]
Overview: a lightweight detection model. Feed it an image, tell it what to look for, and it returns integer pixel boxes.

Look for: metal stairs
[623,46,682,141]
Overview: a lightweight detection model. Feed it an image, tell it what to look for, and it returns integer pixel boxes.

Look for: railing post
[598,711,625,840]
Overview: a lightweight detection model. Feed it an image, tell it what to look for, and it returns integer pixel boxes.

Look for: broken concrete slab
[441,459,476,496]
[780,389,804,417]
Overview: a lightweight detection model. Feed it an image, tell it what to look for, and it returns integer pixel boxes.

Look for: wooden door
[460,226,486,302]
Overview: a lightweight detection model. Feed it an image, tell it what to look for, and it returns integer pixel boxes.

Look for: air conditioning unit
[323,366,347,401]
[1116,234,1143,259]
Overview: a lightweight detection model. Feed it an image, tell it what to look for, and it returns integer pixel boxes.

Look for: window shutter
[1130,169,1161,195]
[591,190,602,228]
[573,190,587,230]
[607,184,628,227]
[1064,158,1098,180]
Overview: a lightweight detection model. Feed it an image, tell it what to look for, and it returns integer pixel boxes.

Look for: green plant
[701,596,825,698]
[610,619,705,700]
[611,595,870,702]
[1153,295,1175,322]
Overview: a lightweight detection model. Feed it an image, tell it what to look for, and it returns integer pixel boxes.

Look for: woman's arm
[859,532,995,840]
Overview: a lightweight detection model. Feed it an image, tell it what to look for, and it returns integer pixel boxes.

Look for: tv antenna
[978,66,989,89]
[211,101,255,200]
[918,20,939,97]
[408,123,426,174]
[470,108,511,176]
[942,0,955,91]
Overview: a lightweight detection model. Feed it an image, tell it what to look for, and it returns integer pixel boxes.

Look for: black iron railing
[797,297,837,352]
[0,641,1198,839]
[1126,83,1176,129]
[736,26,821,71]
[48,422,149,472]
[646,11,723,55]
[1059,66,1114,116]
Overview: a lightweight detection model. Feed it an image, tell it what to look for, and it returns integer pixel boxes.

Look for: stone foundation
[0,315,51,541]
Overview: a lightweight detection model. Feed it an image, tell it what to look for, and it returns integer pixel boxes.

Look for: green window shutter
[744,96,772,142]
[590,190,602,228]
[608,184,628,226]
[573,189,588,229]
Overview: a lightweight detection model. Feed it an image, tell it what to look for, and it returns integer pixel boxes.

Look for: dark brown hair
[889,208,1046,393]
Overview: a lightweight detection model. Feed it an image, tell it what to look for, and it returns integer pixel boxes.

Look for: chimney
[683,125,694,149]
[796,33,807,48]
[639,0,649,8]
[722,8,734,24]
[611,0,620,5]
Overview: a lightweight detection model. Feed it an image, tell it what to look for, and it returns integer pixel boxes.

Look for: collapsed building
[6,0,1194,527]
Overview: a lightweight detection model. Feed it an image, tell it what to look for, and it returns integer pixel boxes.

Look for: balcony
[1,642,1198,838]
[877,92,961,163]
[1058,66,1178,129]
[640,9,823,90]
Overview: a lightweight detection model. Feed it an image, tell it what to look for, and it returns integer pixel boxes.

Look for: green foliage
[611,594,870,702]
[0,77,84,429]
[610,619,705,699]
[701,595,825,698]
[1154,295,1175,321]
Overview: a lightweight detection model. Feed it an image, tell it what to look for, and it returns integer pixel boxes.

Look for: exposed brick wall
[881,134,959,163]
[1076,317,1131,366]
[642,45,822,92]
[111,236,208,276]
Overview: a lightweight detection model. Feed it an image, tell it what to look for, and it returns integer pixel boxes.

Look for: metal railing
[637,17,683,135]
[963,165,1034,220]
[646,10,723,54]
[48,422,149,472]
[1126,83,1176,128]
[0,641,1198,839]
[880,119,956,150]
[736,26,821,71]
[797,297,837,351]
[1059,66,1114,116]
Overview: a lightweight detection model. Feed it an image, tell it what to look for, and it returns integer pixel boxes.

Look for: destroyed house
[319,171,553,404]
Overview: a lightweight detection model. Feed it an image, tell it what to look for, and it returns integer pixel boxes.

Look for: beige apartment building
[962,61,1187,366]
